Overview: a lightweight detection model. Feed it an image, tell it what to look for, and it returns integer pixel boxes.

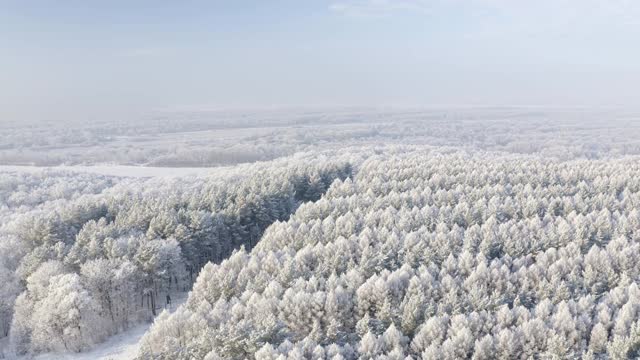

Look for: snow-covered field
[0,165,215,178]
[4,108,640,167]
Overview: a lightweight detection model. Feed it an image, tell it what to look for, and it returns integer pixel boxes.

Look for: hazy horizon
[2,0,640,123]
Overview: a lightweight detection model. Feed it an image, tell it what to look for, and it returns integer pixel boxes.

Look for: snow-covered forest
[3,108,640,167]
[5,0,640,357]
[138,149,640,359]
[2,111,640,359]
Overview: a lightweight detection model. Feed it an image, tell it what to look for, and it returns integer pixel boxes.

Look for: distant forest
[2,109,640,167]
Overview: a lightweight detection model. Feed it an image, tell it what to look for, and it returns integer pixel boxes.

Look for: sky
[1,0,640,122]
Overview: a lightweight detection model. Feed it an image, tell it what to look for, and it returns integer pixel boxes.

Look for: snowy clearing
[7,294,186,360]
[0,165,216,178]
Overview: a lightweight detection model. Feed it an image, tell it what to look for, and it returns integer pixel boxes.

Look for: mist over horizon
[3,1,640,123]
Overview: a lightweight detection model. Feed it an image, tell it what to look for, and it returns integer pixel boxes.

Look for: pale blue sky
[1,0,640,122]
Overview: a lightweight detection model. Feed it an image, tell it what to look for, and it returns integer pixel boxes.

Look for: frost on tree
[139,150,640,359]
[0,154,353,355]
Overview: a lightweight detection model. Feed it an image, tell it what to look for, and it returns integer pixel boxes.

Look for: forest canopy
[2,112,640,359]
[139,149,640,359]
[0,151,356,357]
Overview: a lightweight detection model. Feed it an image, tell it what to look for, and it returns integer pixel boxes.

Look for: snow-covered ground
[19,322,150,360]
[0,165,215,178]
[5,294,186,360]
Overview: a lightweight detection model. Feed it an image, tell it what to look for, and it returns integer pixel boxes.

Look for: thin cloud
[330,0,640,26]
[329,0,433,17]
[117,48,168,58]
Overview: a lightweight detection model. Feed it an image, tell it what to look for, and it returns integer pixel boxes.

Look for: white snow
[17,322,150,360]
[0,165,215,178]
[6,294,186,360]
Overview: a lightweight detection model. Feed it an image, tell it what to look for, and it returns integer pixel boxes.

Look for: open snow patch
[7,295,186,360]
